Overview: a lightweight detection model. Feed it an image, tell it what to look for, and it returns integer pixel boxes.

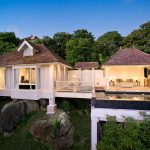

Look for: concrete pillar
[47,95,57,114]
[91,116,99,150]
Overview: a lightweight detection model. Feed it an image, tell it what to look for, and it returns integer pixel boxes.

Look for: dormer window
[17,40,39,57]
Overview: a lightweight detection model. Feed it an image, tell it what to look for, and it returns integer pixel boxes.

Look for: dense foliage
[123,21,150,53]
[0,21,150,65]
[97,114,150,150]
[96,31,123,63]
[0,32,19,55]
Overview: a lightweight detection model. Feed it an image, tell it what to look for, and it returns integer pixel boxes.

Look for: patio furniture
[115,79,140,88]
[135,80,140,86]
[109,80,115,86]
[115,79,123,87]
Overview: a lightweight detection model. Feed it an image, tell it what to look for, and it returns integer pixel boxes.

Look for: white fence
[55,81,94,92]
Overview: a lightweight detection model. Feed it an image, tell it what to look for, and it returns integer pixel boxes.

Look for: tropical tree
[53,32,72,59]
[0,32,19,54]
[41,36,57,51]
[96,31,123,63]
[65,29,95,65]
[123,21,150,53]
[73,29,95,42]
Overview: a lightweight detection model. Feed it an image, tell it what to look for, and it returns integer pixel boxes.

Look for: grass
[70,109,91,150]
[0,99,91,150]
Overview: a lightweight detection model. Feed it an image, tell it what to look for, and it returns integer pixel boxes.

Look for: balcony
[55,81,94,93]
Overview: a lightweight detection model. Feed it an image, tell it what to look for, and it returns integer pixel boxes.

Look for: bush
[97,115,150,150]
[60,100,72,113]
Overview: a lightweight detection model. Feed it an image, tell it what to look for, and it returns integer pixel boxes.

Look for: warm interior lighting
[31,68,36,84]
[134,97,138,100]
[19,68,35,84]
[19,68,30,83]
[109,96,113,100]
[133,76,138,80]
[0,68,5,89]
[110,76,113,80]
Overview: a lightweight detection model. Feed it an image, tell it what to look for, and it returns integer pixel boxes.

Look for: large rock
[0,100,39,132]
[30,109,75,150]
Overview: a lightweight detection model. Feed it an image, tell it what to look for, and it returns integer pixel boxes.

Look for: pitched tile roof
[0,43,71,67]
[75,62,99,69]
[104,48,150,65]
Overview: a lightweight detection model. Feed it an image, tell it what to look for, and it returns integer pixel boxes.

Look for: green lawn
[0,99,91,150]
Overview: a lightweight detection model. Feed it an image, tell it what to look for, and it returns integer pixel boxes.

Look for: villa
[1,40,150,150]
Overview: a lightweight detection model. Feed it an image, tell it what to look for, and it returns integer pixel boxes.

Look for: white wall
[0,67,12,97]
[94,70,105,87]
[68,70,78,81]
[68,69,105,87]
[105,66,145,87]
[40,65,50,91]
[91,107,150,150]
[23,47,33,57]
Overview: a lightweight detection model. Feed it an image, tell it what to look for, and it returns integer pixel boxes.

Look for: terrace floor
[107,86,150,93]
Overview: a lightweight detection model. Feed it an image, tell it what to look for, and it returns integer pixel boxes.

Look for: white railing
[55,81,94,93]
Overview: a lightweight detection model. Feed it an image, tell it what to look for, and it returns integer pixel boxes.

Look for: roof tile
[104,48,150,65]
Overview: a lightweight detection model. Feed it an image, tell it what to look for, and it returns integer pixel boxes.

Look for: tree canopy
[96,31,123,63]
[65,29,95,65]
[0,32,19,54]
[123,21,150,53]
[0,21,150,65]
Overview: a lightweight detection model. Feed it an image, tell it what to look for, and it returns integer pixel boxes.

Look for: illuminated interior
[0,68,5,89]
[18,68,36,89]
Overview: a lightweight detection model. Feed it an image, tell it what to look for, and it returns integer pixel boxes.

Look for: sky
[0,0,149,39]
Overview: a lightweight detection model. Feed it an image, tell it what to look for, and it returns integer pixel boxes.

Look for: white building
[0,41,98,114]
[1,41,150,150]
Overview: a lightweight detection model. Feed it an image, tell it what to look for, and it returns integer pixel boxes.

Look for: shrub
[60,100,72,113]
[97,115,150,150]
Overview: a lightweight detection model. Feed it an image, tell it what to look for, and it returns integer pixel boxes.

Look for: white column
[64,66,66,81]
[57,64,61,81]
[91,116,99,150]
[12,68,14,89]
[105,67,109,89]
[47,64,57,114]
[92,68,95,93]
[29,68,32,90]
[16,69,19,90]
[78,69,82,81]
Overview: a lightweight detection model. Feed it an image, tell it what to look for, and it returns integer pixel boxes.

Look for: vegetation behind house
[0,21,150,65]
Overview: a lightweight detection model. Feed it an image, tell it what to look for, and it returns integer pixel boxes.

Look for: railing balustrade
[55,80,93,92]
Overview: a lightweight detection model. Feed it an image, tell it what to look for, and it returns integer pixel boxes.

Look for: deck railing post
[73,81,77,92]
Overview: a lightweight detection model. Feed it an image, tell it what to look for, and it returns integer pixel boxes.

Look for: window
[0,68,6,89]
[18,68,36,90]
